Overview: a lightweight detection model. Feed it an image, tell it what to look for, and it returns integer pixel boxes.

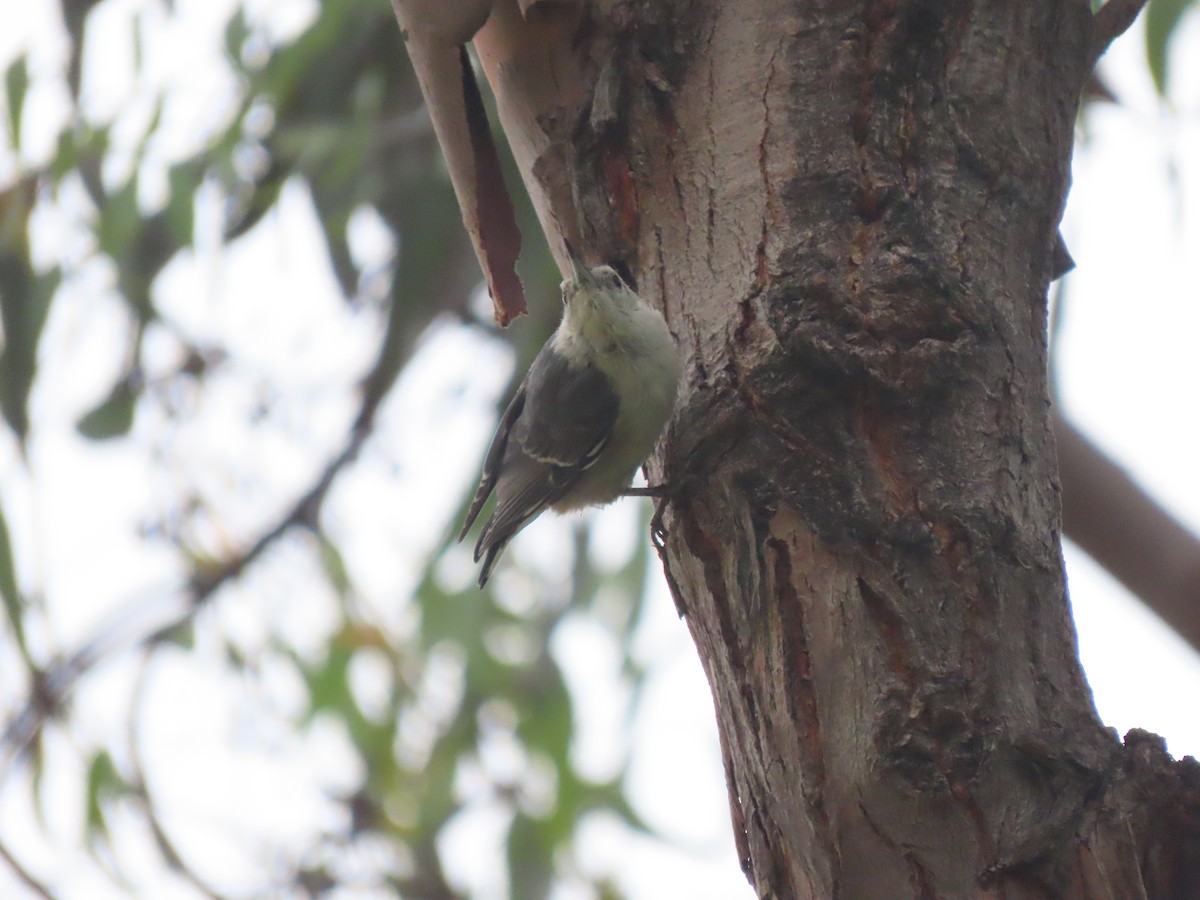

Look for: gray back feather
[460,344,619,585]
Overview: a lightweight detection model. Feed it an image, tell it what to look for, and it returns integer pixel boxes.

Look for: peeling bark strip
[458,46,525,320]
[391,0,526,323]
[412,0,1199,896]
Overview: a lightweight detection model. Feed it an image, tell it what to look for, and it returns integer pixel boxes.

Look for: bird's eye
[608,272,623,289]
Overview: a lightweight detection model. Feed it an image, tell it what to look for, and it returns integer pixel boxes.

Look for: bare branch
[1090,0,1149,66]
[0,429,363,767]
[126,653,230,900]
[0,839,53,900]
[1055,412,1200,654]
[0,310,406,767]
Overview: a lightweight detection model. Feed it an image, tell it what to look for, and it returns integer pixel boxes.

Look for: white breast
[554,302,682,510]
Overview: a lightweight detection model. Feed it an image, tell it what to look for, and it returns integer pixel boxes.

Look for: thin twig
[126,651,231,900]
[0,839,53,900]
[0,444,349,767]
[0,362,388,768]
[0,269,480,898]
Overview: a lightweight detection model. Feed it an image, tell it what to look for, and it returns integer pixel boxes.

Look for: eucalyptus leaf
[77,377,137,440]
[1144,0,1192,97]
[85,751,126,845]
[4,56,28,149]
[0,246,57,442]
[0,505,26,654]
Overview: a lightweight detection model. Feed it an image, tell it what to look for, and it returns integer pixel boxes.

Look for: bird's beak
[562,238,590,282]
[567,251,587,283]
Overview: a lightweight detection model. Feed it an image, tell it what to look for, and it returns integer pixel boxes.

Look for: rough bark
[468,0,1200,896]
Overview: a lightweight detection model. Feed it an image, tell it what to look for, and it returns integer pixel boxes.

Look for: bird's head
[561,256,640,317]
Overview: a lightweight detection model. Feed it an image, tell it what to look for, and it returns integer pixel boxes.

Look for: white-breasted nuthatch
[459,256,682,587]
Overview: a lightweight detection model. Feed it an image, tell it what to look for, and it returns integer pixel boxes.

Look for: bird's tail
[476,539,509,588]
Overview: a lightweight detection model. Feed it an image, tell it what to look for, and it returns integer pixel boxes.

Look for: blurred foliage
[0,1,662,897]
[4,1,1192,897]
[1144,0,1195,96]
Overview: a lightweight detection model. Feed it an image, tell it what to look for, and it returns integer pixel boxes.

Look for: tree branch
[0,839,53,900]
[0,311,409,768]
[0,223,490,767]
[1090,0,1149,66]
[1055,412,1200,654]
[0,428,365,768]
[126,653,231,900]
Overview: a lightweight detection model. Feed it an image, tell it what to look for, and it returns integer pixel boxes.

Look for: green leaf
[1144,0,1192,97]
[223,9,250,71]
[131,2,145,78]
[96,177,140,259]
[28,729,47,829]
[120,214,175,323]
[77,376,137,440]
[318,535,352,598]
[0,187,58,442]
[52,122,109,187]
[0,256,35,441]
[507,813,554,900]
[516,661,573,764]
[155,618,195,650]
[165,161,202,245]
[0,505,26,654]
[85,751,125,844]
[50,130,79,182]
[223,157,287,241]
[5,56,28,149]
[301,639,353,719]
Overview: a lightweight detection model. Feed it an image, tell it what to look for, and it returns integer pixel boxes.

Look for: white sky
[1059,13,1200,757]
[0,2,1198,899]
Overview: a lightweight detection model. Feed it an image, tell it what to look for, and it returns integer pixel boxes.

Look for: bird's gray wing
[511,345,619,470]
[459,381,527,541]
[469,347,619,579]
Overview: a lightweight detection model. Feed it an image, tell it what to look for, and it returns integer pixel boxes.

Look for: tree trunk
[468,0,1200,896]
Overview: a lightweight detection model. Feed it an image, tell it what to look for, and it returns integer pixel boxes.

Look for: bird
[459,255,682,587]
